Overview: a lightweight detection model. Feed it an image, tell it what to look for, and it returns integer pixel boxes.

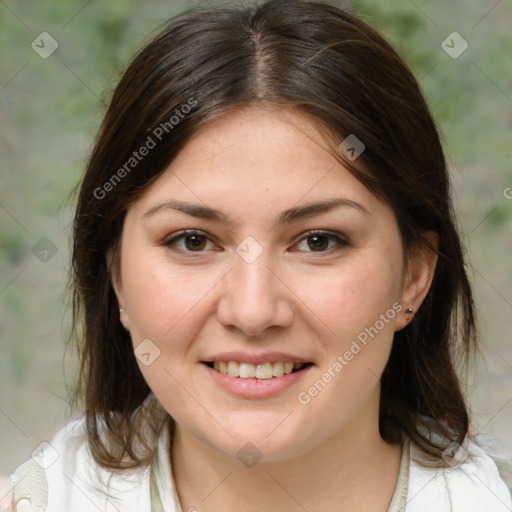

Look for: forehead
[128,107,385,221]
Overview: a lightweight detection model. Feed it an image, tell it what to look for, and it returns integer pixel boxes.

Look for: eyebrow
[279,198,368,223]
[144,200,229,223]
[143,198,368,224]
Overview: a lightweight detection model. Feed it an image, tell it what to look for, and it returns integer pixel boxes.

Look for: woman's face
[114,107,426,462]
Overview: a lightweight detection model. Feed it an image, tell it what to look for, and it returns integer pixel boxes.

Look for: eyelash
[162,229,348,254]
[163,230,217,253]
[293,230,348,253]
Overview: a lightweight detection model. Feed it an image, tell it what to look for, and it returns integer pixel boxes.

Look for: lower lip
[202,363,314,399]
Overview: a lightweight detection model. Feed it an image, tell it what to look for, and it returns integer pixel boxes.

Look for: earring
[405,307,415,324]
[119,308,130,331]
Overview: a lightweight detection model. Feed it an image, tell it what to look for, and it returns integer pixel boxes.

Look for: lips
[203,351,312,365]
[202,360,314,399]
[200,351,314,397]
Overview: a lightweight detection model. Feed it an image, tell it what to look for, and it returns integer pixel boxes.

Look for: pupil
[308,235,328,251]
[185,235,206,251]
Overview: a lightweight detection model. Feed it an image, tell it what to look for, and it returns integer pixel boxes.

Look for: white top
[3,416,511,511]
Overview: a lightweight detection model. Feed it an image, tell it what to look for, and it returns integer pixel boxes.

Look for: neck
[171,399,401,512]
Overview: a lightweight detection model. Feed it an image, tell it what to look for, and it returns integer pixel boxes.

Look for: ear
[107,248,122,301]
[396,231,439,331]
[107,248,130,331]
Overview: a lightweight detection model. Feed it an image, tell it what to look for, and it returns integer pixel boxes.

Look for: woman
[4,1,511,510]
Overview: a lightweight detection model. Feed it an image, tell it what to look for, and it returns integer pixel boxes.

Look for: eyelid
[163,229,217,251]
[292,230,349,252]
[161,229,348,254]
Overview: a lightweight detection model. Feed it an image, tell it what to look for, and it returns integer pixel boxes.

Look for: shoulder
[406,437,512,511]
[6,417,152,512]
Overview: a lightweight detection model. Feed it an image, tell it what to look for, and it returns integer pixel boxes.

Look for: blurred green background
[1,0,511,474]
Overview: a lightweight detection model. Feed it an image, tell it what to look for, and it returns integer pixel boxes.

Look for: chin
[203,422,316,465]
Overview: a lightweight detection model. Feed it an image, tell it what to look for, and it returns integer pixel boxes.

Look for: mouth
[202,361,314,379]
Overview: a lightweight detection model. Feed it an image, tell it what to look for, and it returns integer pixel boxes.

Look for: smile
[207,361,309,379]
[203,360,314,399]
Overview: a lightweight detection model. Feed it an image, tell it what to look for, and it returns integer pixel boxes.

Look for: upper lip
[202,351,313,365]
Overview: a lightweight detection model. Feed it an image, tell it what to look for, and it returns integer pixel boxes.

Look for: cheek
[293,262,401,427]
[120,250,214,411]
[121,249,215,341]
[297,256,402,342]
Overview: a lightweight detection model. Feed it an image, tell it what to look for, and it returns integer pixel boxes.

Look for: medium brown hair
[71,0,476,469]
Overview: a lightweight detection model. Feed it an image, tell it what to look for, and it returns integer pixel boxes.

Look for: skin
[113,107,438,511]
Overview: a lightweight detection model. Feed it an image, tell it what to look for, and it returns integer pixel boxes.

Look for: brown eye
[184,234,207,251]
[293,231,348,253]
[307,235,329,251]
[163,231,214,252]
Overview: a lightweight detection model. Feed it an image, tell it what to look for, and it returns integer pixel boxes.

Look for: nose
[216,252,294,336]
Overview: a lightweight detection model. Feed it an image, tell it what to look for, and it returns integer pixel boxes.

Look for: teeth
[227,361,239,377]
[211,361,306,379]
[256,363,273,379]
[239,362,256,378]
[272,361,284,377]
